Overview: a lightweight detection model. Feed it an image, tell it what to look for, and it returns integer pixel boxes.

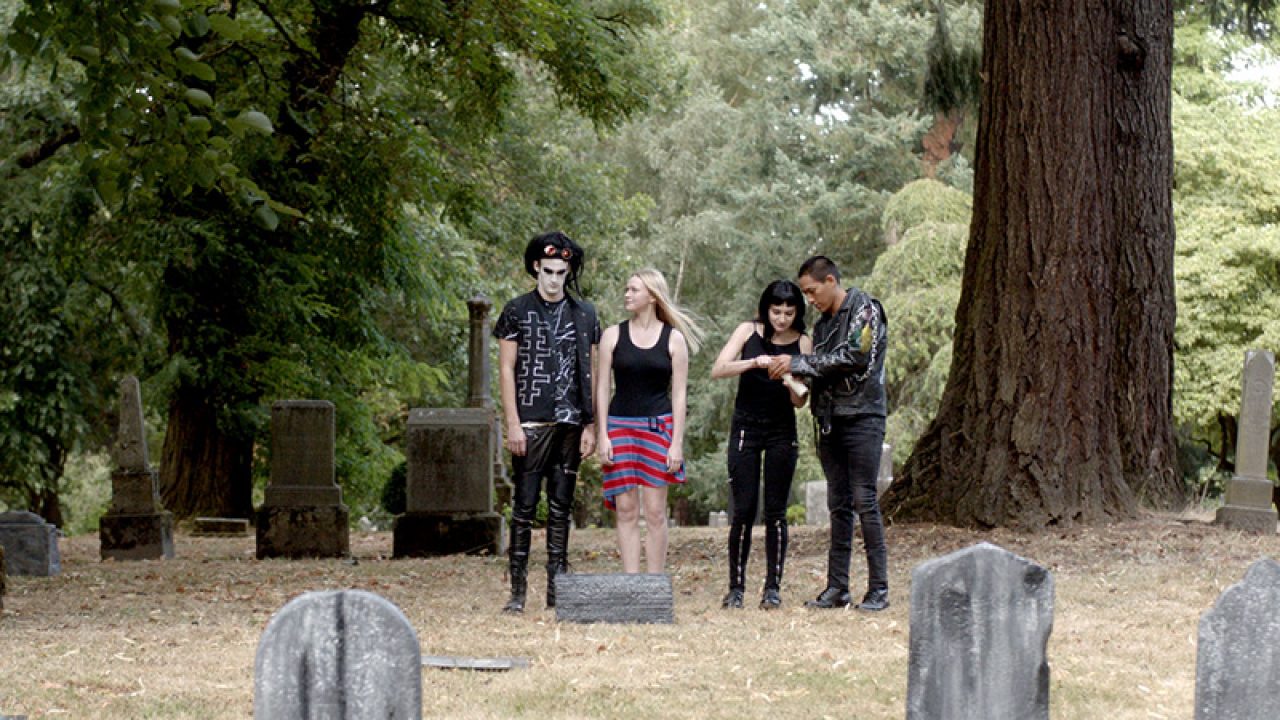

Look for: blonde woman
[597,269,703,573]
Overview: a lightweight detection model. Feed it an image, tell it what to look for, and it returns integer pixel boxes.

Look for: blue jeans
[817,414,887,592]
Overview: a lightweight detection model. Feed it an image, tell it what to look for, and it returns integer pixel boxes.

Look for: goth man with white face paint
[493,232,601,613]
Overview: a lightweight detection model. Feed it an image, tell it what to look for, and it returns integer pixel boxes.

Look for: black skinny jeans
[509,423,583,574]
[726,420,798,591]
[817,414,887,593]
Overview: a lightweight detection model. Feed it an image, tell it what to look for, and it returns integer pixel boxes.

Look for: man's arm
[498,338,526,456]
[778,300,881,381]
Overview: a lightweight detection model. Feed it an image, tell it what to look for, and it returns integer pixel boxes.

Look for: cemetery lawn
[1,511,1275,719]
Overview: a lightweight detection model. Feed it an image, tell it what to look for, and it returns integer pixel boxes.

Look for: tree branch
[17,126,81,169]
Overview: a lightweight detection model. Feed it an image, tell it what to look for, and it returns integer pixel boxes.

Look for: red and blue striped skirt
[602,414,685,510]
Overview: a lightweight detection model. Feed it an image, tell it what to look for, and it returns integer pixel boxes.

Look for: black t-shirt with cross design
[493,291,601,424]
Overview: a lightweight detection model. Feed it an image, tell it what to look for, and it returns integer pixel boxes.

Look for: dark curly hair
[523,231,585,297]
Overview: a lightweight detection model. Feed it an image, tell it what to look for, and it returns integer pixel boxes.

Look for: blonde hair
[631,268,705,354]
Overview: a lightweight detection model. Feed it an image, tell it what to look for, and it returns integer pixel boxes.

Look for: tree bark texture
[885,0,1182,529]
[159,386,254,520]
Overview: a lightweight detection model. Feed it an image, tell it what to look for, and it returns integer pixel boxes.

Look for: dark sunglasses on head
[544,244,573,260]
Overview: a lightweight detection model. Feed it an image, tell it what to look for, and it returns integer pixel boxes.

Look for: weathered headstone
[906,542,1054,720]
[256,400,350,559]
[254,589,421,719]
[0,511,60,577]
[1216,350,1278,534]
[805,481,829,526]
[877,442,894,496]
[707,511,728,528]
[192,517,250,536]
[395,294,506,557]
[99,376,175,561]
[555,573,675,624]
[1196,557,1280,719]
[393,408,503,556]
[804,443,892,529]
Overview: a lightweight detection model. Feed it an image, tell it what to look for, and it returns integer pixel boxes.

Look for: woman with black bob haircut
[710,279,811,609]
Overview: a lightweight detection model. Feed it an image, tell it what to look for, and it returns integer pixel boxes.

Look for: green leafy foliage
[1171,18,1280,483]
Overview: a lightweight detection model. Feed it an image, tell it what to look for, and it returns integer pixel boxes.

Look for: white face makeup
[535,258,570,301]
[768,304,797,334]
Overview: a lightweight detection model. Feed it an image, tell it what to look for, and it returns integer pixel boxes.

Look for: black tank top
[609,321,674,417]
[733,329,801,427]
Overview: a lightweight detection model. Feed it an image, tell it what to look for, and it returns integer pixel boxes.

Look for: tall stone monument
[1216,350,1277,534]
[393,294,505,557]
[99,376,174,561]
[255,590,421,718]
[906,542,1054,720]
[256,400,350,558]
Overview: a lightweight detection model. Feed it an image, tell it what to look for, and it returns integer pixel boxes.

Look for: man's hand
[768,354,793,380]
[580,426,596,458]
[506,422,527,456]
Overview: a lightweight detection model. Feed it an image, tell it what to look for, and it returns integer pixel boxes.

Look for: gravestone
[395,295,505,557]
[0,544,5,611]
[192,517,250,536]
[256,400,350,559]
[1217,351,1278,534]
[254,589,421,719]
[393,408,503,556]
[99,376,175,560]
[1196,557,1280,719]
[805,443,893,528]
[707,511,728,528]
[555,573,675,624]
[877,442,894,495]
[906,542,1054,720]
[0,511,60,576]
[805,481,829,526]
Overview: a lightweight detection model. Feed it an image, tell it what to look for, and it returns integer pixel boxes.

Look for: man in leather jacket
[768,255,890,611]
[493,231,600,613]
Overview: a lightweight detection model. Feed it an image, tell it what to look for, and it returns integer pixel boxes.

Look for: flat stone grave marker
[1196,557,1280,719]
[0,511,60,577]
[555,574,674,624]
[192,517,250,536]
[255,589,421,719]
[422,655,529,672]
[907,542,1054,720]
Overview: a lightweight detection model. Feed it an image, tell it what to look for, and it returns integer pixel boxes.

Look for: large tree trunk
[884,0,1182,529]
[159,386,254,520]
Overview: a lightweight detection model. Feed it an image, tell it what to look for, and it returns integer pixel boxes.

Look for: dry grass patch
[0,511,1276,719]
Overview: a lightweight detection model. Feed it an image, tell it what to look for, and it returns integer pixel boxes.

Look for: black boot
[763,515,788,600]
[726,520,750,604]
[545,501,572,608]
[503,572,527,614]
[504,518,532,614]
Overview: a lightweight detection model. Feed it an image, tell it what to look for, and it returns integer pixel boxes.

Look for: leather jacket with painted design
[788,287,888,419]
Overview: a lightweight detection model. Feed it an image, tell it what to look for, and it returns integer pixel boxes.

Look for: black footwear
[503,578,527,614]
[804,586,852,609]
[760,588,782,610]
[721,589,745,609]
[546,557,571,608]
[857,588,889,612]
